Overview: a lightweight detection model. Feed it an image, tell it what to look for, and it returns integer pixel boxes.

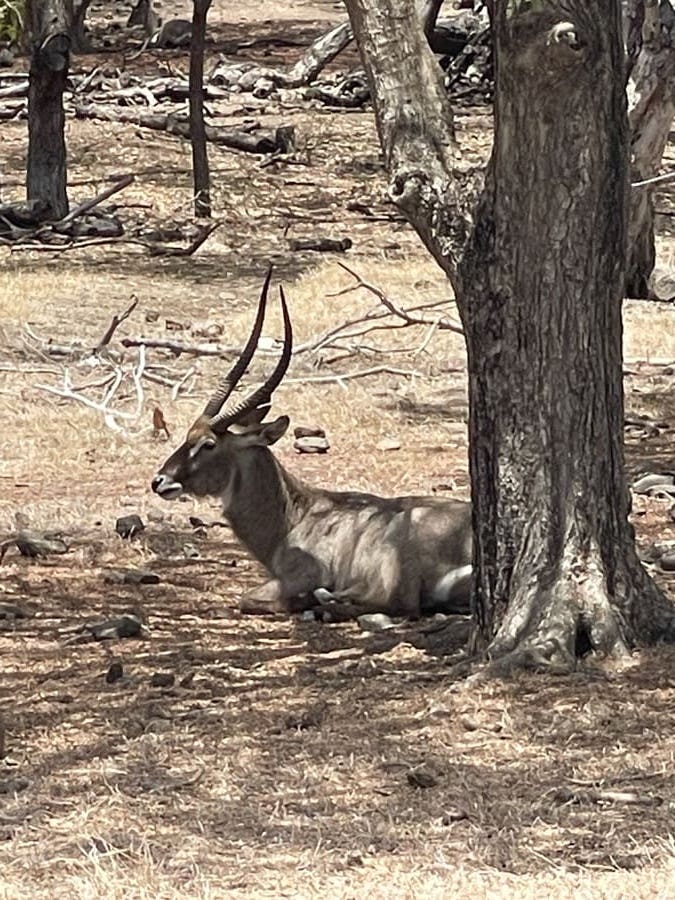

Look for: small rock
[357,613,395,632]
[319,602,356,624]
[252,77,274,98]
[0,603,30,619]
[632,473,675,495]
[293,436,330,454]
[115,515,145,539]
[106,661,124,684]
[69,614,144,643]
[10,530,69,559]
[294,425,326,439]
[460,716,480,731]
[300,609,317,622]
[183,543,200,559]
[147,508,165,524]
[150,672,175,688]
[432,482,457,493]
[407,766,439,789]
[0,777,30,794]
[441,808,468,825]
[660,554,675,572]
[376,438,401,452]
[284,703,326,730]
[103,568,160,585]
[0,48,16,67]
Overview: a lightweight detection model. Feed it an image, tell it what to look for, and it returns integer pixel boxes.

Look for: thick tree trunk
[27,0,70,219]
[189,0,211,218]
[346,0,675,669]
[625,0,675,298]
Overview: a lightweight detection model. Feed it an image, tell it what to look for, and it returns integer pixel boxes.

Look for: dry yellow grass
[2,2,675,896]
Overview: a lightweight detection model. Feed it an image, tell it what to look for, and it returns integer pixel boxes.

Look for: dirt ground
[2,2,675,898]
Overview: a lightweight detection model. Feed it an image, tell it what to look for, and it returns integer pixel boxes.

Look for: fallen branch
[57,174,135,227]
[148,221,220,257]
[554,786,663,807]
[74,104,292,155]
[121,336,241,357]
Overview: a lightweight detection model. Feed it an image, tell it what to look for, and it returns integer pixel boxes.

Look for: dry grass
[2,2,675,897]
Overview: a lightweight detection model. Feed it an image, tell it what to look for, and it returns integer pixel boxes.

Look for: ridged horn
[201,265,273,419]
[210,285,292,433]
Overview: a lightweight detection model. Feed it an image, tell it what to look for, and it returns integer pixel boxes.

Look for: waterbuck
[151,271,473,618]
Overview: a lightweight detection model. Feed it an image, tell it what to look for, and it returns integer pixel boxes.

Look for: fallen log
[73,104,292,154]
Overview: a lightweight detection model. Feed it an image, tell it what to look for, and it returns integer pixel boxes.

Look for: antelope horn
[201,265,273,419]
[210,285,292,432]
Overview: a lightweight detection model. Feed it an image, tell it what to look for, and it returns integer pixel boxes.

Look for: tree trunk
[189,0,211,218]
[345,0,675,669]
[27,0,70,219]
[65,0,92,52]
[625,0,675,298]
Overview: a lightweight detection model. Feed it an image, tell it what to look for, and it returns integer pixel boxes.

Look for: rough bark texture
[346,0,675,668]
[625,0,675,298]
[189,0,211,218]
[66,0,92,52]
[27,0,70,219]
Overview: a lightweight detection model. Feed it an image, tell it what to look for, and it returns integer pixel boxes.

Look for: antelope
[151,270,473,619]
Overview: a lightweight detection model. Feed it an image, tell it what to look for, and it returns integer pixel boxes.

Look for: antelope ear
[240,415,289,447]
[229,405,272,432]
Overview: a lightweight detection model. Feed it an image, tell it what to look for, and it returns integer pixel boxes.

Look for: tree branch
[344,0,482,286]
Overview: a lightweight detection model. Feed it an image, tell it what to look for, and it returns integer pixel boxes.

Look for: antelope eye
[189,437,217,458]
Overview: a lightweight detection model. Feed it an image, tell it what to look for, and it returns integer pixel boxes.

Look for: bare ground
[2,2,675,897]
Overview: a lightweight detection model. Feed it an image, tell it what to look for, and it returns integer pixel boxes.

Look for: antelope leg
[239,577,318,615]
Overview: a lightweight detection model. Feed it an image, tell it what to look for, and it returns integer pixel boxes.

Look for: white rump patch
[431,564,472,604]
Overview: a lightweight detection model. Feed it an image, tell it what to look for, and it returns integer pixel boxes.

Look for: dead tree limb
[73,104,289,154]
[57,173,134,226]
[284,20,354,86]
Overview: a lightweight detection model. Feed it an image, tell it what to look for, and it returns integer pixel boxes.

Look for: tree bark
[27,0,70,219]
[625,0,675,298]
[65,0,92,52]
[345,0,675,669]
[189,0,211,218]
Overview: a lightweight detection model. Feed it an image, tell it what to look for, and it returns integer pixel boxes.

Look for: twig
[284,365,424,385]
[415,316,442,357]
[632,171,675,189]
[335,261,464,336]
[171,366,196,399]
[95,295,139,352]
